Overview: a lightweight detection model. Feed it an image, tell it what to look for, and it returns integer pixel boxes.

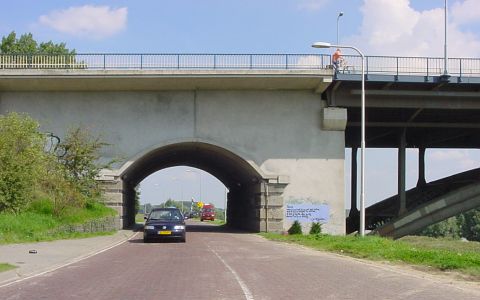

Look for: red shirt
[333,50,342,62]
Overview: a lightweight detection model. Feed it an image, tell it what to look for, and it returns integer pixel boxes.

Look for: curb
[0,231,139,288]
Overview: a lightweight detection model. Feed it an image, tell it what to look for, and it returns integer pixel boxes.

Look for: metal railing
[0,53,330,70]
[340,55,480,77]
[1,53,480,77]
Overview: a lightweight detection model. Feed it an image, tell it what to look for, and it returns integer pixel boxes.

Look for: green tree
[57,127,112,201]
[164,199,182,209]
[0,113,50,214]
[419,208,480,242]
[460,208,480,241]
[420,216,461,239]
[1,31,75,54]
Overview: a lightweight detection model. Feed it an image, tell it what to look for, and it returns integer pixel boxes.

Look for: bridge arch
[117,141,284,231]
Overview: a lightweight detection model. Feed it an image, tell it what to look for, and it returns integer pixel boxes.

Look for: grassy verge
[188,217,225,225]
[135,213,146,224]
[260,233,480,279]
[0,263,17,273]
[210,219,226,225]
[0,200,117,245]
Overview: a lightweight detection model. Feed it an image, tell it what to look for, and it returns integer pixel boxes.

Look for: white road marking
[208,244,254,300]
[0,232,139,289]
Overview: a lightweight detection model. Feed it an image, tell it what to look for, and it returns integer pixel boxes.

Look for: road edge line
[0,231,139,289]
[207,244,254,300]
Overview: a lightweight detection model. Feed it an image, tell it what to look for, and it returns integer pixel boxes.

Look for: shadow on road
[185,222,253,234]
[127,221,253,244]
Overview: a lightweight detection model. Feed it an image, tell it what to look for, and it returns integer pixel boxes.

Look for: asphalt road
[1,221,479,300]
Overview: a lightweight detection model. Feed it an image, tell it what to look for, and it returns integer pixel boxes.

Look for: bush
[0,113,113,218]
[288,220,303,235]
[57,127,110,200]
[310,222,322,235]
[28,198,54,215]
[0,113,50,214]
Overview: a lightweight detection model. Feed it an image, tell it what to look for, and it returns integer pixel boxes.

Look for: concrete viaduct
[0,53,479,237]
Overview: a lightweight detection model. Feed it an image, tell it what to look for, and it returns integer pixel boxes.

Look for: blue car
[143,208,186,243]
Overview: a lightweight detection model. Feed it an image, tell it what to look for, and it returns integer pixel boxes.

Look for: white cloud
[348,0,480,57]
[298,0,330,11]
[451,0,480,25]
[39,5,127,39]
[429,149,479,170]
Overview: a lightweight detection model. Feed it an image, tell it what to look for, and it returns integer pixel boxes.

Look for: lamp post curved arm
[336,12,344,45]
[312,41,366,237]
[186,169,202,202]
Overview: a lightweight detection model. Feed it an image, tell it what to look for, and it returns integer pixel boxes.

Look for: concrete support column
[417,147,427,187]
[98,176,123,229]
[258,180,287,233]
[349,147,359,217]
[123,181,137,228]
[398,129,407,216]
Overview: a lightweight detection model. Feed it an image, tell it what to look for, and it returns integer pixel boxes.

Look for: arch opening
[119,142,275,232]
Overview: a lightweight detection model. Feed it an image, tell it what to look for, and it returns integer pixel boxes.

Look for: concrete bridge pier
[123,181,137,228]
[397,129,407,216]
[347,147,360,233]
[221,178,287,233]
[98,175,124,229]
[417,147,427,187]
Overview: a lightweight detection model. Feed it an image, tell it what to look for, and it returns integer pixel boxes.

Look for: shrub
[57,127,109,199]
[288,220,303,235]
[28,198,54,215]
[0,113,113,217]
[0,113,50,214]
[310,222,322,235]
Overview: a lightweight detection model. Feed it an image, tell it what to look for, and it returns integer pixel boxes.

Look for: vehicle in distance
[200,203,215,221]
[143,207,186,243]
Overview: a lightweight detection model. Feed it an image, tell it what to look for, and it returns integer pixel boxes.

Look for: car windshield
[149,210,182,221]
[203,208,214,213]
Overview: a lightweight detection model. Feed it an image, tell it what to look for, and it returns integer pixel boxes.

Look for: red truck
[200,203,215,221]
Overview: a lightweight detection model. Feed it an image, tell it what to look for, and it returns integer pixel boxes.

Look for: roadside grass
[210,219,226,225]
[0,263,17,273]
[191,217,225,225]
[0,200,117,244]
[260,233,480,279]
[135,213,146,224]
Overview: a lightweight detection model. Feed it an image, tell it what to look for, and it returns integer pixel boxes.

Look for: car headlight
[144,225,155,230]
[174,225,185,230]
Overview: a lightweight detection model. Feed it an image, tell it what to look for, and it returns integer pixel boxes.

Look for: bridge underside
[329,80,480,149]
[327,77,480,236]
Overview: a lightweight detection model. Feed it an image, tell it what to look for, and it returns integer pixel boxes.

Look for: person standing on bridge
[332,48,343,71]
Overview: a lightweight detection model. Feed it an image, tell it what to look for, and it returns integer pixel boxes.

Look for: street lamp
[171,177,184,210]
[337,12,344,45]
[224,187,229,223]
[312,41,366,236]
[443,0,449,77]
[186,169,202,202]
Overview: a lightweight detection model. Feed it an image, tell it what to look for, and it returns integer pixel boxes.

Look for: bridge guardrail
[1,53,480,78]
[0,53,330,70]
[340,55,480,78]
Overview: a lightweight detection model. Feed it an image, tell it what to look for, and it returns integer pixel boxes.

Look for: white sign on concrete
[286,204,329,223]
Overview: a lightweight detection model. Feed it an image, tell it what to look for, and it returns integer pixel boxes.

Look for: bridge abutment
[98,176,124,229]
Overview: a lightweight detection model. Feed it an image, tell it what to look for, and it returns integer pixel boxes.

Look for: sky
[1,0,479,208]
